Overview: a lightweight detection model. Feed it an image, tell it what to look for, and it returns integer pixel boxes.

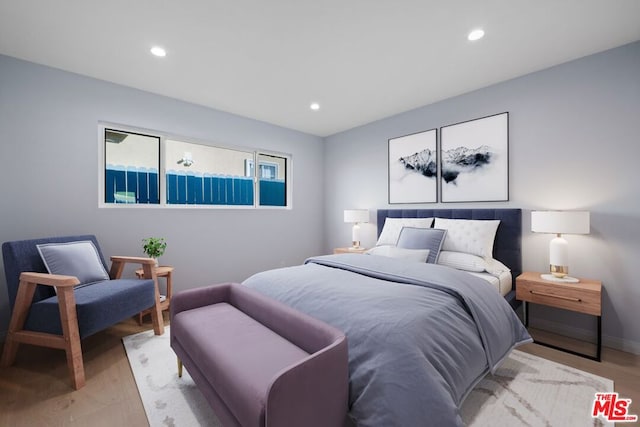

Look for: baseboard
[531,317,640,355]
[603,335,640,355]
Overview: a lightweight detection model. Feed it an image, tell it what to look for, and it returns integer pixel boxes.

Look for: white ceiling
[1,1,639,137]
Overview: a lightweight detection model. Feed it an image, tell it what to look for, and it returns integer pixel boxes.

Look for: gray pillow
[396,227,447,264]
[37,241,110,286]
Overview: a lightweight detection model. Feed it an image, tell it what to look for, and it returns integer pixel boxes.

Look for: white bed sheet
[466,270,512,296]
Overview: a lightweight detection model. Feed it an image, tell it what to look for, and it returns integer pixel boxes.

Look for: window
[165,139,255,206]
[103,129,160,204]
[99,124,291,208]
[257,153,287,207]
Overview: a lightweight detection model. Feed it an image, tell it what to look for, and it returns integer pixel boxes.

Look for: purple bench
[170,283,349,427]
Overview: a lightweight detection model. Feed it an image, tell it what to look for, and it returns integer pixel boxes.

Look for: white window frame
[98,122,292,209]
[244,159,279,180]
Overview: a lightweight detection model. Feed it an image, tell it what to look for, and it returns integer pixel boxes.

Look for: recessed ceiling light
[150,46,167,57]
[467,29,485,41]
[310,102,320,111]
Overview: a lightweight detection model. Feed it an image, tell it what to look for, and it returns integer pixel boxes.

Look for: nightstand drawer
[516,279,601,316]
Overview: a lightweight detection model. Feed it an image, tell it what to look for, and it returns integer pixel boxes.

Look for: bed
[376,208,523,309]
[243,208,530,427]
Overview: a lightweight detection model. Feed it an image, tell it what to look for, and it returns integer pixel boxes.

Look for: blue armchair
[1,235,165,389]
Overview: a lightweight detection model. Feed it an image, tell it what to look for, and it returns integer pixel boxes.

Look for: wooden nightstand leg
[166,272,172,301]
[526,303,601,362]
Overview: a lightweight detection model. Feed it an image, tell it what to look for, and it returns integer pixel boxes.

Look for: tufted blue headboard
[376,208,522,308]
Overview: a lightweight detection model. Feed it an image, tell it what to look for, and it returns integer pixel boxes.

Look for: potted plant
[142,237,167,266]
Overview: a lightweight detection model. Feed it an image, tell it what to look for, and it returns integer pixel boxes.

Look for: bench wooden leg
[177,357,183,378]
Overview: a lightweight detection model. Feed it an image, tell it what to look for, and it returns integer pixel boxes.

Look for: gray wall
[324,41,640,354]
[0,55,325,337]
[2,42,639,354]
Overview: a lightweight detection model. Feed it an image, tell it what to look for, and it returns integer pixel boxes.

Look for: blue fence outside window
[166,172,254,205]
[105,167,285,206]
[259,179,286,206]
[105,166,159,204]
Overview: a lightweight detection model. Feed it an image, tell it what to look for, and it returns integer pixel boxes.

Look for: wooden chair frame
[0,256,164,389]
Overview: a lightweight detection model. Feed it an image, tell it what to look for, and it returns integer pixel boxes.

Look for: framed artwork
[388,128,437,204]
[439,112,509,202]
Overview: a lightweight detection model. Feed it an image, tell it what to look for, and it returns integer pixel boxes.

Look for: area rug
[123,328,614,426]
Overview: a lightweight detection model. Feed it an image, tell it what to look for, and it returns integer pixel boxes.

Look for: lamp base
[541,274,580,283]
[550,264,569,278]
[351,240,361,249]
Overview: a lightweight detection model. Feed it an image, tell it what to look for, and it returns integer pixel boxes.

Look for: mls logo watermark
[592,392,638,423]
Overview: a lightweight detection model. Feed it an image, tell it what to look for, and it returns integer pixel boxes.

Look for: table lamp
[531,210,590,282]
[343,209,369,249]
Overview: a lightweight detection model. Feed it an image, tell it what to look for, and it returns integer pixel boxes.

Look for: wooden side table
[516,271,602,361]
[135,265,174,325]
[334,247,368,254]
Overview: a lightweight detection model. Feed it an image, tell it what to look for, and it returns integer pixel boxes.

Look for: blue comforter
[243,254,531,426]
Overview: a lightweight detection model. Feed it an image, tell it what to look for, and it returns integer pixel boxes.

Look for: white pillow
[376,217,434,246]
[366,245,430,263]
[485,258,511,276]
[437,251,486,272]
[433,218,500,259]
[437,251,510,275]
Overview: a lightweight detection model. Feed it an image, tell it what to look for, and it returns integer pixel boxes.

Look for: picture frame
[388,128,437,204]
[439,112,509,202]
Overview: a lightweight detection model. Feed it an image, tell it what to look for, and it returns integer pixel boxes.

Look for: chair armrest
[110,256,155,265]
[109,256,155,280]
[170,283,233,319]
[19,272,80,287]
[266,336,349,427]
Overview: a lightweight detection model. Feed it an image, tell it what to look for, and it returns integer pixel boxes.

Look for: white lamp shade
[344,209,369,224]
[531,211,590,235]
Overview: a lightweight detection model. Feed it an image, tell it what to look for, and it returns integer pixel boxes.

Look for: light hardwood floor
[1,318,638,426]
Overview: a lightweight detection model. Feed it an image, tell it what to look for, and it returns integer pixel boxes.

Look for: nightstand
[516,271,602,361]
[135,265,174,325]
[334,247,368,254]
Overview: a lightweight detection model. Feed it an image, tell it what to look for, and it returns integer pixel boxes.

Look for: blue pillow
[396,227,447,264]
[37,241,110,286]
